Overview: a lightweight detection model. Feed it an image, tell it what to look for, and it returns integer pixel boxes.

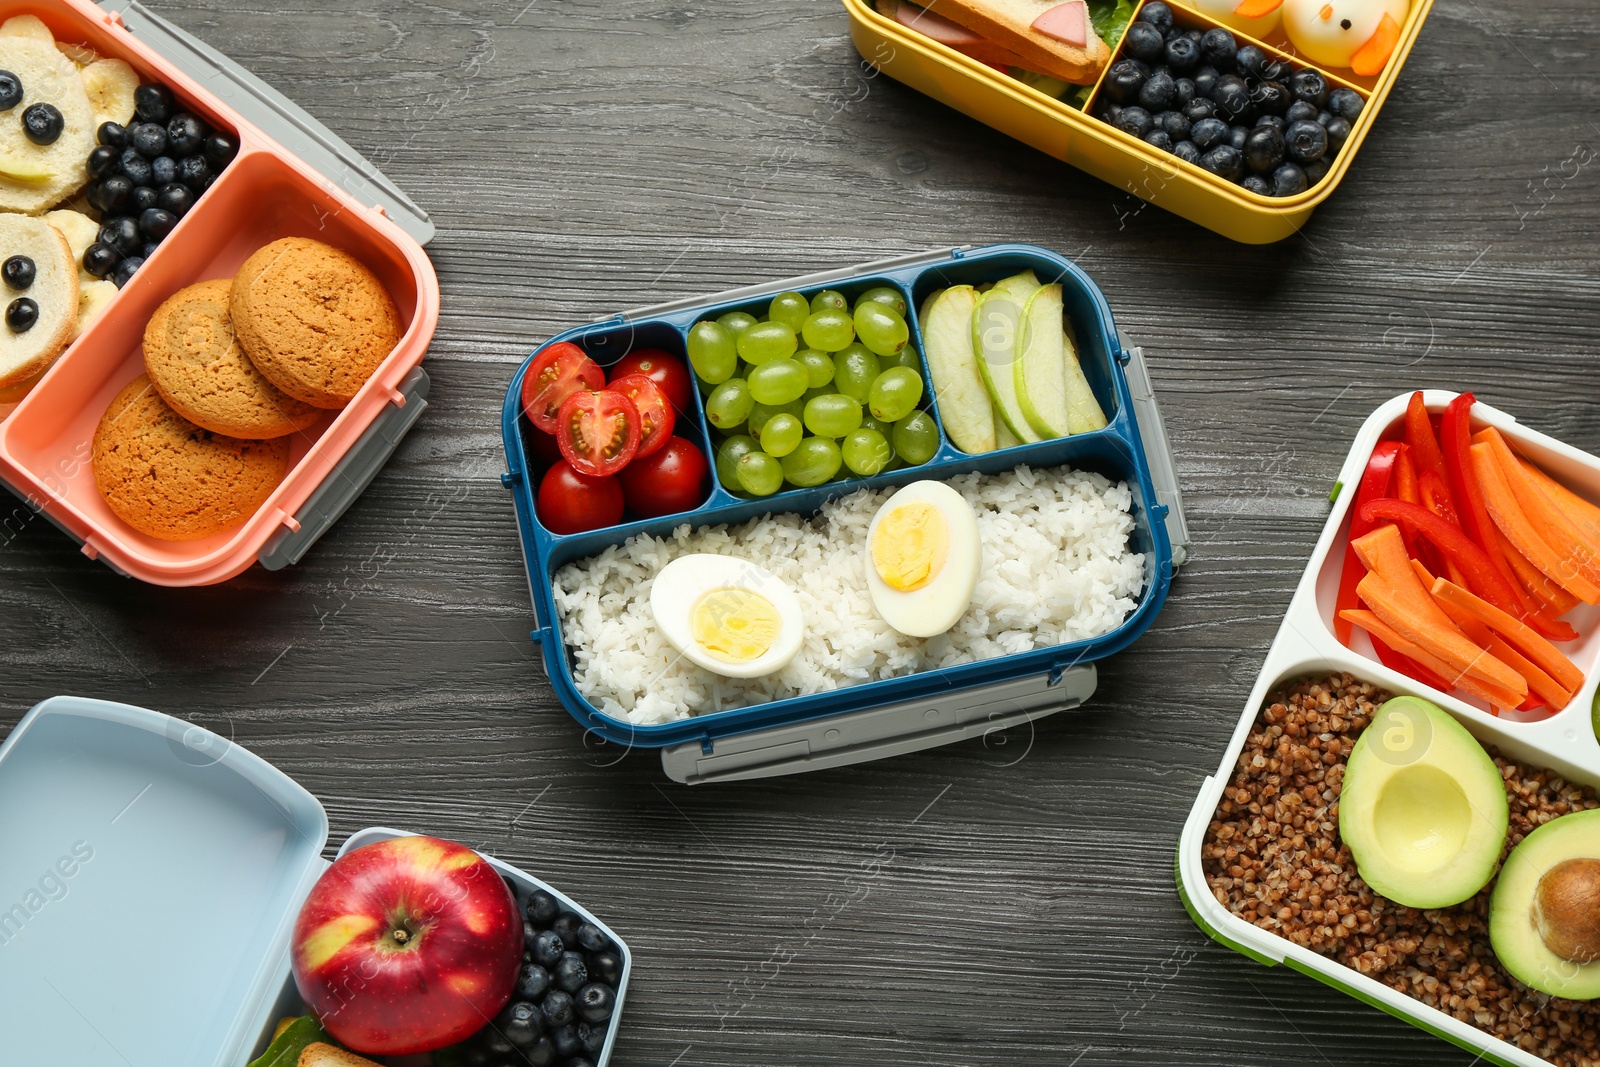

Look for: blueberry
[1199,144,1244,181]
[1285,100,1319,124]
[82,243,119,278]
[552,912,584,945]
[1317,109,1335,126]
[166,113,205,156]
[1143,129,1173,152]
[1172,139,1201,164]
[1157,109,1191,140]
[569,1060,596,1067]
[1272,161,1309,196]
[157,182,194,216]
[522,1036,557,1067]
[1209,74,1251,120]
[1183,96,1216,122]
[100,217,141,256]
[588,950,623,986]
[6,297,37,332]
[550,1025,582,1059]
[500,1000,543,1047]
[1124,21,1165,63]
[526,889,560,927]
[532,930,565,968]
[1138,1,1174,32]
[1229,125,1250,152]
[482,1026,515,1054]
[119,148,153,186]
[141,241,159,260]
[2,255,34,289]
[1164,35,1200,72]
[1303,158,1330,185]
[21,103,63,146]
[131,185,157,212]
[0,70,19,111]
[1190,116,1228,150]
[575,923,612,953]
[177,154,210,189]
[129,121,166,158]
[1200,28,1236,67]
[1285,119,1329,163]
[1289,69,1328,107]
[554,951,589,993]
[1243,125,1286,172]
[1193,65,1219,97]
[134,83,171,124]
[98,174,134,215]
[1112,105,1153,138]
[1327,87,1364,120]
[1183,28,1204,42]
[577,1019,609,1053]
[1241,174,1272,195]
[1138,70,1177,111]
[1254,114,1286,132]
[138,208,177,241]
[540,989,575,1028]
[85,145,119,181]
[517,962,552,1000]
[1324,115,1352,151]
[1097,104,1122,126]
[150,155,177,185]
[1174,77,1196,106]
[98,121,128,148]
[202,132,236,168]
[1252,80,1291,115]
[575,982,616,1024]
[1104,58,1147,105]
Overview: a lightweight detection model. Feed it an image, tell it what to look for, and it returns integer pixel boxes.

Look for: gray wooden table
[4,0,1595,1063]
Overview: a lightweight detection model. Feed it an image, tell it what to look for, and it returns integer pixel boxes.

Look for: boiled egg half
[865,480,980,638]
[650,554,805,678]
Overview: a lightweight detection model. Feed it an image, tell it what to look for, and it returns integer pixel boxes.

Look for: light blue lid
[0,696,328,1066]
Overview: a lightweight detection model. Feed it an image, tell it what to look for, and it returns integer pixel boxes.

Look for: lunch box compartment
[502,244,1190,779]
[0,696,631,1067]
[0,0,440,585]
[1177,393,1600,1066]
[842,0,1433,243]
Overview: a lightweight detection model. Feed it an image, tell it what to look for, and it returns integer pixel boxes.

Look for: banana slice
[58,42,102,67]
[43,209,98,280]
[75,279,117,338]
[0,14,55,43]
[0,149,54,182]
[80,57,138,127]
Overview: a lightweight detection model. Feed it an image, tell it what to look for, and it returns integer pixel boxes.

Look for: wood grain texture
[2,0,1597,1063]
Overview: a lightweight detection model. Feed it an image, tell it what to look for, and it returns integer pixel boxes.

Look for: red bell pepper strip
[1334,440,1401,643]
[1418,468,1458,526]
[1360,498,1529,618]
[1405,391,1449,485]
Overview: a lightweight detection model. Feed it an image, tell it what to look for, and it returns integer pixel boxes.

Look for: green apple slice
[996,422,1021,450]
[971,288,1039,443]
[992,269,1041,302]
[1015,283,1071,439]
[918,285,945,327]
[921,285,995,454]
[1061,319,1108,434]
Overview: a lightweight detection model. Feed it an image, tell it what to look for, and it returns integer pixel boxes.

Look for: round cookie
[0,36,96,213]
[230,237,402,409]
[92,374,290,541]
[143,279,321,439]
[0,212,77,387]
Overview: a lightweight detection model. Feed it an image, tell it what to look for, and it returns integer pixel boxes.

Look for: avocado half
[1490,809,1600,999]
[1339,697,1509,909]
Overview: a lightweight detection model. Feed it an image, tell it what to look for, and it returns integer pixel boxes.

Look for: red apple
[291,835,522,1055]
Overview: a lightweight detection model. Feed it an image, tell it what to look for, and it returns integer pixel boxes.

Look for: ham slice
[892,0,985,44]
[1031,0,1089,47]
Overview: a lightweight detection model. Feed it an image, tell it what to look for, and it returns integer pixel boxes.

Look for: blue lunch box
[0,696,633,1066]
[499,244,1190,784]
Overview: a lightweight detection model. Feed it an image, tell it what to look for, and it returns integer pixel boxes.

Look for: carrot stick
[1429,577,1586,693]
[1471,443,1600,604]
[1358,573,1525,697]
[1428,590,1573,709]
[1497,522,1582,615]
[1341,609,1526,709]
[1520,457,1600,548]
[1480,428,1600,589]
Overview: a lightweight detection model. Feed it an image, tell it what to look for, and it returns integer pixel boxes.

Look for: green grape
[687,320,738,385]
[768,291,811,331]
[748,399,803,437]
[877,345,922,373]
[781,437,842,487]
[855,285,908,318]
[794,348,835,388]
[716,434,759,487]
[854,301,910,358]
[748,358,809,405]
[810,289,849,313]
[860,413,892,438]
[704,377,754,430]
[759,413,804,457]
[803,393,863,439]
[716,310,758,336]
[842,427,893,476]
[736,452,784,497]
[801,309,855,352]
[736,320,798,365]
[868,366,924,422]
[833,343,881,402]
[892,411,939,466]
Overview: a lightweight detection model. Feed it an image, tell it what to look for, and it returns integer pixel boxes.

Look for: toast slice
[0,213,78,388]
[924,0,1110,83]
[298,1042,382,1067]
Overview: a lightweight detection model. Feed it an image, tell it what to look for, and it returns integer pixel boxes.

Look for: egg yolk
[691,588,782,662]
[871,502,949,592]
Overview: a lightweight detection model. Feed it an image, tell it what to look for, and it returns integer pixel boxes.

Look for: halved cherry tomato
[521,342,603,433]
[610,349,694,415]
[557,389,640,477]
[537,460,623,534]
[606,374,674,458]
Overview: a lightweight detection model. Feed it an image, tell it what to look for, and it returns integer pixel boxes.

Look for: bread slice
[297,1042,382,1067]
[0,36,95,213]
[924,0,1109,83]
[0,213,78,387]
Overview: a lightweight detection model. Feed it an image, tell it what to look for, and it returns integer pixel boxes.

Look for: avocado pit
[1533,857,1600,964]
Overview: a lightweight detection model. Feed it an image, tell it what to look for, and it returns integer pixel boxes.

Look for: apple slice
[971,288,1039,443]
[992,268,1041,303]
[1061,319,1108,434]
[921,285,995,454]
[1016,283,1071,439]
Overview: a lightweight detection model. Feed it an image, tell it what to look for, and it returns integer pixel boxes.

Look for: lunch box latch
[1120,338,1190,571]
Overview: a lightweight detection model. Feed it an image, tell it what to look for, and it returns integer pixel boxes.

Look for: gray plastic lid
[98,0,435,246]
[0,697,328,1066]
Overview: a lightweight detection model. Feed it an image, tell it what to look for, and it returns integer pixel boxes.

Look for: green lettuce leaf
[1089,0,1137,48]
[247,1016,332,1067]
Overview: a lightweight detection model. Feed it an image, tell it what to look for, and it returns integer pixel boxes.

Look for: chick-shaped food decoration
[1236,0,1407,75]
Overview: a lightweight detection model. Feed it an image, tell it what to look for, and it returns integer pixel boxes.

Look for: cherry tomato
[557,389,640,477]
[526,427,564,470]
[606,374,675,459]
[610,348,695,415]
[521,342,603,433]
[537,460,624,534]
[617,436,708,518]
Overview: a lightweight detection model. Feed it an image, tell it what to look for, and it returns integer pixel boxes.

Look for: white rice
[552,464,1148,724]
